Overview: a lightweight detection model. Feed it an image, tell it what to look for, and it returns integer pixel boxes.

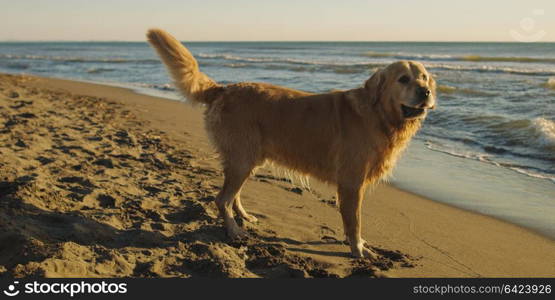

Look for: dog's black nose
[417,87,431,99]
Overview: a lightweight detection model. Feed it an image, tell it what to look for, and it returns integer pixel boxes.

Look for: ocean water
[0,41,554,237]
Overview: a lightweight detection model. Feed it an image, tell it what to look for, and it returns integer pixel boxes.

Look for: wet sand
[0,73,553,278]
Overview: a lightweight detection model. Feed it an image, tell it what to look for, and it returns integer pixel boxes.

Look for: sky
[1,0,554,42]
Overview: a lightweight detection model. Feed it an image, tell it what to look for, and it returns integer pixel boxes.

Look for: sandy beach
[0,73,554,278]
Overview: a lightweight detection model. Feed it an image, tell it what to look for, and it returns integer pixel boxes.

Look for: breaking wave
[362,51,555,64]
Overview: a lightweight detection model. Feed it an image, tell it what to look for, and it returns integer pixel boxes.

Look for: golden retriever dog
[147,29,436,259]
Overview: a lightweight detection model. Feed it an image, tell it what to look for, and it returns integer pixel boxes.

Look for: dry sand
[0,73,553,278]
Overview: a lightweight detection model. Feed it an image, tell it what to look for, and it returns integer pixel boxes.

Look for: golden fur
[147,29,437,258]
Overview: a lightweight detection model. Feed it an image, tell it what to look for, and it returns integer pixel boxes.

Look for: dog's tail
[147,28,220,104]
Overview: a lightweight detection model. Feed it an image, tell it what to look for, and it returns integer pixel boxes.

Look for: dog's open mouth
[401,105,426,119]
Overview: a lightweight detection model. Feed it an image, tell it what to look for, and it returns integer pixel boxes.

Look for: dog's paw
[240,213,258,223]
[360,246,379,260]
[351,244,379,261]
[227,224,249,240]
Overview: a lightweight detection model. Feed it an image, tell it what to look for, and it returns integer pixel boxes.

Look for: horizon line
[1,39,555,43]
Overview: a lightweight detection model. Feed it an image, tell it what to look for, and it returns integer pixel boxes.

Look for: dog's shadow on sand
[257,235,352,258]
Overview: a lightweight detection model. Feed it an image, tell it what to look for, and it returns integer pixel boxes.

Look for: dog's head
[365,61,436,121]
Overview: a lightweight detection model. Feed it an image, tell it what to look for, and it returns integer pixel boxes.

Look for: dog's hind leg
[338,183,378,260]
[215,163,255,239]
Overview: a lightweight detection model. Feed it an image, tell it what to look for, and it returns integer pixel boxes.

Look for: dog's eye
[398,75,410,84]
[422,74,428,81]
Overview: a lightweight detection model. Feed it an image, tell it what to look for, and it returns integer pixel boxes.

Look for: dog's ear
[346,69,384,116]
[364,68,385,105]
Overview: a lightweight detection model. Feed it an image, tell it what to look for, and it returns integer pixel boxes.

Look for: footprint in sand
[15,112,37,119]
[9,100,33,109]
[58,176,96,202]
[59,176,95,187]
[165,202,212,224]
[97,194,117,208]
[319,225,339,243]
[93,158,114,169]
[35,156,55,165]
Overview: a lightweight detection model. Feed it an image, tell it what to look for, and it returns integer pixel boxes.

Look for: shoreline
[392,139,555,240]
[1,73,554,277]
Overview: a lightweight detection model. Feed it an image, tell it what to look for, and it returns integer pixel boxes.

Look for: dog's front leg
[338,183,378,260]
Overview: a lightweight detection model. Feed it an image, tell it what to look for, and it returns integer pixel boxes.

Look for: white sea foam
[426,63,555,76]
[532,117,555,149]
[423,140,555,183]
[510,167,555,183]
[362,51,555,64]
